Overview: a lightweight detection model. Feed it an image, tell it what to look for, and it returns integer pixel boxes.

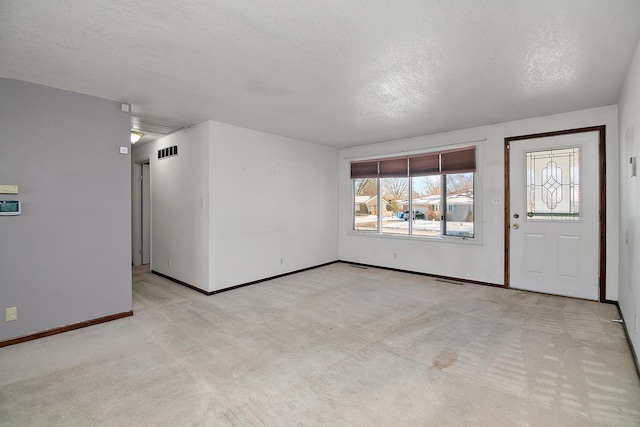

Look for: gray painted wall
[0,78,132,342]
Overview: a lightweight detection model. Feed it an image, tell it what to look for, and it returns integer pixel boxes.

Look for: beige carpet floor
[1,263,639,426]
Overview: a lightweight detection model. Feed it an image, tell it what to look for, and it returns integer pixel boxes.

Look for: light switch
[0,185,18,194]
[119,147,129,155]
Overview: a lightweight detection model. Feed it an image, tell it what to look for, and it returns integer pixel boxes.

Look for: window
[444,173,474,237]
[351,146,476,239]
[380,177,409,235]
[377,157,409,235]
[353,177,378,232]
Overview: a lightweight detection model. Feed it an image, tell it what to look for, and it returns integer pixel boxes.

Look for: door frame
[132,159,151,266]
[141,161,151,265]
[504,125,606,302]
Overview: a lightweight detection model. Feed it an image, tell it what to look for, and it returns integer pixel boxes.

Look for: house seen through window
[352,146,475,238]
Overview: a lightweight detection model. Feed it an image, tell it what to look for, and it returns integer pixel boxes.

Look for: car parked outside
[403,210,425,220]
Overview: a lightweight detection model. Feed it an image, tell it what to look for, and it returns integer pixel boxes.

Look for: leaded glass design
[526,147,580,220]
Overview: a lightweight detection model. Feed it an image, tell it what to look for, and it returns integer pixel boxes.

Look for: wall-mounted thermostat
[0,185,18,194]
[0,201,20,215]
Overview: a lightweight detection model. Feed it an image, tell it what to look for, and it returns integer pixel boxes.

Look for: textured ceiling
[1,0,639,148]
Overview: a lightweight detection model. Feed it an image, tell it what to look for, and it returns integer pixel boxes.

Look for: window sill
[346,230,483,246]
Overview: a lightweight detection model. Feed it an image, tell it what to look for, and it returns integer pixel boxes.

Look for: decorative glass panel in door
[525,147,580,221]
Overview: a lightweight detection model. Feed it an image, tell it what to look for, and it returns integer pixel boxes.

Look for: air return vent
[158,145,178,160]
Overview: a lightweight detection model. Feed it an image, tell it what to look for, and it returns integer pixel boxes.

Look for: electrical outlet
[636,315,638,332]
[280,257,284,264]
[6,307,17,322]
[168,258,172,267]
[394,253,397,259]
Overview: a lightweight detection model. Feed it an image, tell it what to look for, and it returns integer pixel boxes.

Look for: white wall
[208,121,338,292]
[132,122,210,291]
[133,121,338,293]
[0,78,132,342]
[339,106,619,300]
[618,38,640,362]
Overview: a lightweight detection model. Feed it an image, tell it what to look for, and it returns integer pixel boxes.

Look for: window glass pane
[444,173,474,237]
[411,176,441,237]
[354,178,378,231]
[526,147,579,221]
[381,177,409,235]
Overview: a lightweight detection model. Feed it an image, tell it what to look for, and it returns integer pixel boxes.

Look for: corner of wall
[617,37,640,364]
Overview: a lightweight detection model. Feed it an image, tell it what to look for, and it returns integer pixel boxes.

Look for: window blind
[440,147,476,174]
[408,153,440,176]
[350,160,378,178]
[350,146,475,178]
[378,157,408,178]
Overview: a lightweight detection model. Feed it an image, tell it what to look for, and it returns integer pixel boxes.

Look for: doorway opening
[132,160,151,267]
[504,126,606,301]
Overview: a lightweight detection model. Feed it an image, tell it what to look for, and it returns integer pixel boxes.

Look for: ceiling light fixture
[130,131,143,144]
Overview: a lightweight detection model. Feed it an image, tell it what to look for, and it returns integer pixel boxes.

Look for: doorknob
[513,223,520,229]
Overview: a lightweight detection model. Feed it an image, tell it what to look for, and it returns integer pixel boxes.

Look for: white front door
[509,130,600,300]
